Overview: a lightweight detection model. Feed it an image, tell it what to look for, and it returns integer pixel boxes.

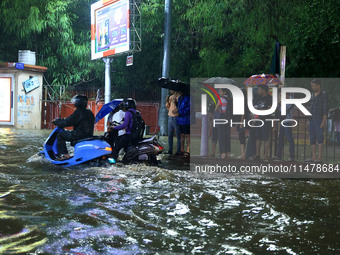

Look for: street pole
[159,0,172,136]
[200,94,208,156]
[103,57,113,131]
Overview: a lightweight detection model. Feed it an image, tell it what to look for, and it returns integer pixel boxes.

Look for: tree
[0,0,104,89]
[0,0,339,102]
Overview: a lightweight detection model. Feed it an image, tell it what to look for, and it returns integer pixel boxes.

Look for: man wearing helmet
[52,94,95,160]
[108,98,136,163]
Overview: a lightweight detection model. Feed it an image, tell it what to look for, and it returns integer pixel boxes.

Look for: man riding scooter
[52,95,95,160]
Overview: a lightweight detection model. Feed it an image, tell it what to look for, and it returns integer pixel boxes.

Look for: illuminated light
[105,147,112,151]
[153,145,164,151]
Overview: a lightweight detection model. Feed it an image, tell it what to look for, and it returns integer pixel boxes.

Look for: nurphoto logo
[200,84,311,128]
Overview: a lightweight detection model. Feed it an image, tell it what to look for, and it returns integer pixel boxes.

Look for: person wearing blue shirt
[173,91,190,157]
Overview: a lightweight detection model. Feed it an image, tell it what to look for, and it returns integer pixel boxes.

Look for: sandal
[183,152,190,157]
[55,154,71,161]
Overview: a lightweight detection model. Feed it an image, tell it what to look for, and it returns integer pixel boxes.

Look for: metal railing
[269,111,340,162]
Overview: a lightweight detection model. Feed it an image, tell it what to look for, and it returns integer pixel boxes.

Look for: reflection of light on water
[198,218,218,227]
[220,245,253,255]
[0,128,14,147]
[0,228,47,254]
[0,213,46,254]
[0,128,13,135]
[167,203,190,216]
[166,229,178,236]
[0,184,47,254]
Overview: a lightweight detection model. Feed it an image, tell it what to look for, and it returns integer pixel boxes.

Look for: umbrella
[202,77,236,86]
[200,77,236,106]
[158,77,189,92]
[95,99,123,124]
[243,74,282,87]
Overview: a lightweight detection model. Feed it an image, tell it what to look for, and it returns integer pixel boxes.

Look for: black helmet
[123,98,136,110]
[71,94,88,109]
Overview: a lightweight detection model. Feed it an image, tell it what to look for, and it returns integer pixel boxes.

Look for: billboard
[91,0,130,60]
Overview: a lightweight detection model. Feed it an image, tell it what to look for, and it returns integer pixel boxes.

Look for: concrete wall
[0,66,44,129]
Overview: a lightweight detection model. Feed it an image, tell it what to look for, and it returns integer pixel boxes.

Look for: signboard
[15,63,24,70]
[280,46,286,85]
[22,76,40,93]
[91,0,130,60]
[126,55,133,66]
[0,78,12,122]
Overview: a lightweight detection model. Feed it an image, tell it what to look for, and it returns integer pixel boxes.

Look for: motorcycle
[121,135,164,164]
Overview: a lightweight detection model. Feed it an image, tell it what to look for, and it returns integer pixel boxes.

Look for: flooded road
[0,127,339,254]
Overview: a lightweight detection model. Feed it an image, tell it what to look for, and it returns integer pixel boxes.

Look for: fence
[192,109,340,163]
[275,110,340,163]
[41,100,160,134]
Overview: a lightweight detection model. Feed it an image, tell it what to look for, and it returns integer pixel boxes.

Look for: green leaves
[0,0,338,100]
[0,0,102,89]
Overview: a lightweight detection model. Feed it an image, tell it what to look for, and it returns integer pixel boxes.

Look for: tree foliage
[0,0,104,87]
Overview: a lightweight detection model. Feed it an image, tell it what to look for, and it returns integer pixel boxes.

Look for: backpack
[128,110,145,144]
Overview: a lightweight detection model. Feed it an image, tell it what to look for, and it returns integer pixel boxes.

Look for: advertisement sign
[126,55,133,66]
[0,77,12,122]
[91,0,130,60]
[22,76,40,93]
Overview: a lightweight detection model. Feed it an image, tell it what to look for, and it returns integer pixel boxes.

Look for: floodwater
[0,127,339,254]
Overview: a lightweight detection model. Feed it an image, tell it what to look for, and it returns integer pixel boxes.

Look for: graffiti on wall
[17,95,35,125]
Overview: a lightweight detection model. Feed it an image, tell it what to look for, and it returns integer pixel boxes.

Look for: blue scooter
[41,127,112,167]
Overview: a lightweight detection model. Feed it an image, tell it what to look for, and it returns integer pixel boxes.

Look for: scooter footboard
[74,139,112,162]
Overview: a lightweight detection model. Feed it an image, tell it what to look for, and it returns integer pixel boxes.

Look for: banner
[91,0,130,60]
